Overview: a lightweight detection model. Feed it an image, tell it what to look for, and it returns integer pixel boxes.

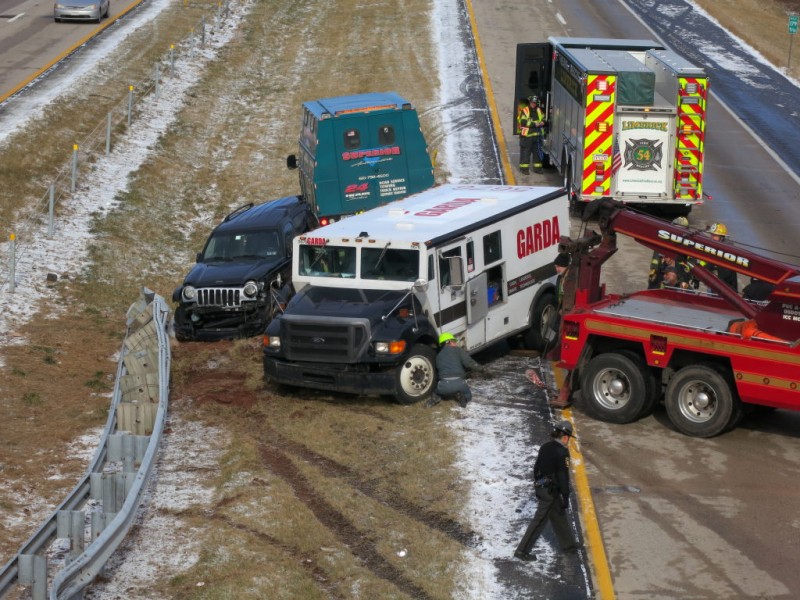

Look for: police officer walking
[517,96,546,174]
[514,420,579,561]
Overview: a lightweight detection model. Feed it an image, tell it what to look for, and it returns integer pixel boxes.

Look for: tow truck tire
[617,350,660,418]
[581,352,650,423]
[523,292,557,351]
[664,364,739,437]
[394,344,437,405]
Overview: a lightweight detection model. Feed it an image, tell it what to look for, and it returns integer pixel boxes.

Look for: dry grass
[0,0,795,596]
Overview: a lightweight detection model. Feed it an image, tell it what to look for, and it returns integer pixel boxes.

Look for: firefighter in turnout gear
[517,96,546,174]
[514,420,579,561]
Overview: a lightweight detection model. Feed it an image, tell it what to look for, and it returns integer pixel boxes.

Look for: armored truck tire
[664,364,741,438]
[523,292,557,351]
[580,352,654,424]
[393,344,437,405]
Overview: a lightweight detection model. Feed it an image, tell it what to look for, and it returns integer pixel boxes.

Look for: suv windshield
[202,229,281,261]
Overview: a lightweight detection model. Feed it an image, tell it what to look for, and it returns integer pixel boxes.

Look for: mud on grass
[166,340,473,599]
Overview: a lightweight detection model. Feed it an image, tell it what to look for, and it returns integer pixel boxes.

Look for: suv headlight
[243,280,259,298]
[182,285,197,302]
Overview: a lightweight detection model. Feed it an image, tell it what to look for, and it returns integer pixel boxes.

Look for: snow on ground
[2,0,796,597]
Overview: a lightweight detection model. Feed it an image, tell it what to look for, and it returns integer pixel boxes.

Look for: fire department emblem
[623,138,663,171]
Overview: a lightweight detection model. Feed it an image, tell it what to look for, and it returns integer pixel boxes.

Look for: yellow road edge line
[463,0,615,595]
[463,0,517,186]
[554,369,617,600]
[0,1,147,106]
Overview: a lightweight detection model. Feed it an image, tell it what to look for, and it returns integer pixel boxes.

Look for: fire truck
[555,200,800,437]
[515,38,708,214]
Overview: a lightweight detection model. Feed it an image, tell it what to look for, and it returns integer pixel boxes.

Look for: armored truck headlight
[374,341,406,355]
[182,285,197,302]
[243,280,259,298]
[266,335,281,348]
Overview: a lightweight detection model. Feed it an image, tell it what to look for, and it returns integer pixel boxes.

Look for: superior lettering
[657,229,750,267]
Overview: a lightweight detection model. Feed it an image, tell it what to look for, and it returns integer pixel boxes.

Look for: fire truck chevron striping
[582,74,616,196]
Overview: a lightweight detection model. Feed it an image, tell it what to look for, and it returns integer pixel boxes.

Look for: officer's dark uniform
[515,421,578,560]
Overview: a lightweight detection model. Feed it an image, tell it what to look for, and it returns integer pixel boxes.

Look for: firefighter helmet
[672,216,689,227]
[528,95,540,104]
[438,332,457,346]
[707,222,728,237]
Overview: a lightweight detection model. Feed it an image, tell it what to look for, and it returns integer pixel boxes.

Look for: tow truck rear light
[564,320,579,340]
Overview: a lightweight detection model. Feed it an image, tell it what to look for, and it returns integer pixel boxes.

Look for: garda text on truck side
[262,184,569,404]
[287,92,435,225]
[514,37,708,215]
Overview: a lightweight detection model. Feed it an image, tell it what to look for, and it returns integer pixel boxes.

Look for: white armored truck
[262,184,569,403]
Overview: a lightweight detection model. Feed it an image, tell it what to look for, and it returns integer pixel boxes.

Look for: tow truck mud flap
[263,358,397,397]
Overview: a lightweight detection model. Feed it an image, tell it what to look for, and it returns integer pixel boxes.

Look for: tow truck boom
[555,199,800,437]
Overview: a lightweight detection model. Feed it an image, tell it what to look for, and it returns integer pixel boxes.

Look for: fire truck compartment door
[613,112,675,199]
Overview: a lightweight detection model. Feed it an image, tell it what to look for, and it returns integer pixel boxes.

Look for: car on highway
[54,0,110,23]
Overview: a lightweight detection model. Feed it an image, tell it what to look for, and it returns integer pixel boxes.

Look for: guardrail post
[70,144,78,193]
[48,185,55,236]
[169,44,175,77]
[154,63,160,101]
[201,16,206,46]
[57,510,85,559]
[127,85,134,128]
[8,233,16,293]
[106,111,113,155]
[18,554,47,599]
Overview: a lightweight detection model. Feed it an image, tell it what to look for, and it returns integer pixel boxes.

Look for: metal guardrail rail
[0,288,171,600]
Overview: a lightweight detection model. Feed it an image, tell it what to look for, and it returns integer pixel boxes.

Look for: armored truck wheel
[665,364,740,437]
[581,352,651,423]
[394,344,436,405]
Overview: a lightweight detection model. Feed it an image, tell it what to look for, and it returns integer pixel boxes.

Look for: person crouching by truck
[426,333,481,408]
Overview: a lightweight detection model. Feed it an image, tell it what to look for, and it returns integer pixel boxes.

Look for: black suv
[172,196,318,341]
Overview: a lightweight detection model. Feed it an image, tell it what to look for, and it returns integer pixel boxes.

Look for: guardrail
[0,288,171,600]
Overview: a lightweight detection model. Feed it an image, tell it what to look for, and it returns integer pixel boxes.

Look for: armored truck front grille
[281,316,371,363]
[197,287,242,307]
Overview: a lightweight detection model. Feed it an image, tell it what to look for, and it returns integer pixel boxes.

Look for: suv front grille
[197,287,243,307]
[281,315,371,362]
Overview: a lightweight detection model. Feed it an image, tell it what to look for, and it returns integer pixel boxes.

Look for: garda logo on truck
[517,216,561,258]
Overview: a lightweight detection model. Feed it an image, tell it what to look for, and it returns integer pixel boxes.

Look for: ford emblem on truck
[312,337,325,344]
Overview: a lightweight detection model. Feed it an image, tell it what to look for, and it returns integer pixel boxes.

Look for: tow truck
[555,200,800,437]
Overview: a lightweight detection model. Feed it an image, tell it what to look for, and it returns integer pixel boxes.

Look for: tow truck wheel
[581,352,649,423]
[394,344,436,405]
[523,292,557,350]
[665,365,739,437]
[617,350,660,418]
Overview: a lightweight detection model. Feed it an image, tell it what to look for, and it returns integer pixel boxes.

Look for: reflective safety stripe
[674,76,707,200]
[581,74,615,197]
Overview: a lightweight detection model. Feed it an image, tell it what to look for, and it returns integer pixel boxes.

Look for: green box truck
[288,92,435,224]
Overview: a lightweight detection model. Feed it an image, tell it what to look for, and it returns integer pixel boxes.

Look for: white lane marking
[556,12,566,26]
[9,13,26,23]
